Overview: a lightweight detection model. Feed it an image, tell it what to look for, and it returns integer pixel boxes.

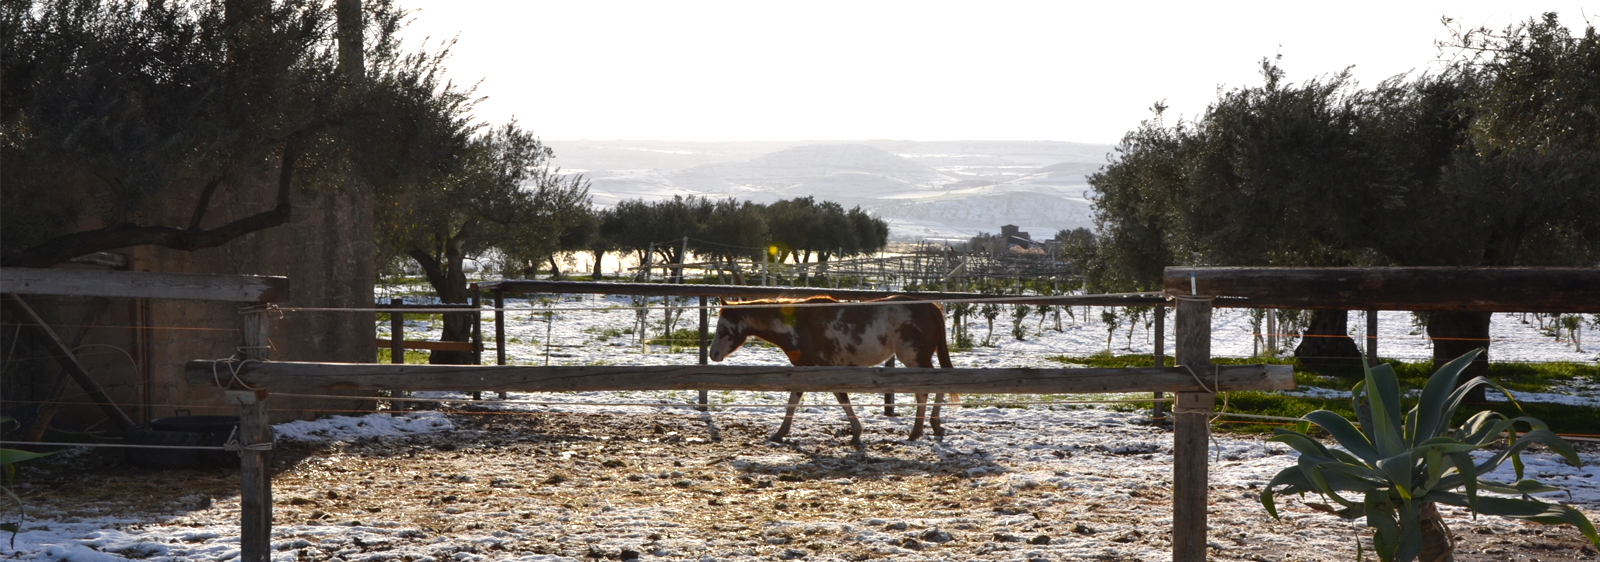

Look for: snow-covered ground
[5,292,1597,561]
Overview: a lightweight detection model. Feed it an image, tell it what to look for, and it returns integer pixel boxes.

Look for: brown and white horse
[708,295,956,446]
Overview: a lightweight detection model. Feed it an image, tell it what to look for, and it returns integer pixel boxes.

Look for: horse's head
[707,306,747,362]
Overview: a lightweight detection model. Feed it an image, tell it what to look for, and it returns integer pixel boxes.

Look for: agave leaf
[1363,363,1406,458]
[1327,448,1369,467]
[1307,463,1363,508]
[1303,410,1379,463]
[1475,479,1565,496]
[1268,464,1317,494]
[1364,491,1401,562]
[2,484,22,548]
[1472,496,1600,547]
[1450,451,1478,513]
[1463,416,1517,447]
[1263,466,1318,519]
[1505,425,1581,468]
[1376,451,1415,502]
[1269,430,1334,458]
[1314,463,1389,493]
[1412,349,1481,443]
[1352,380,1377,442]
[1422,446,1445,493]
[0,449,53,466]
[1404,409,1419,445]
[1395,500,1424,562]
[1439,375,1519,429]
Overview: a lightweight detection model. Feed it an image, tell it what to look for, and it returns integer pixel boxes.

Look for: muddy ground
[10,406,1599,561]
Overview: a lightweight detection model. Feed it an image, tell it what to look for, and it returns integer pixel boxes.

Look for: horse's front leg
[771,391,804,443]
[834,392,863,448]
[910,393,929,441]
[931,393,946,437]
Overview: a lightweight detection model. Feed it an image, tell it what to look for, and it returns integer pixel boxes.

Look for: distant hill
[546,139,1115,240]
[683,144,950,188]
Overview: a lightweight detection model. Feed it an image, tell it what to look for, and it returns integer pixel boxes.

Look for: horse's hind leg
[910,393,929,441]
[931,393,946,437]
[771,391,804,443]
[834,392,863,448]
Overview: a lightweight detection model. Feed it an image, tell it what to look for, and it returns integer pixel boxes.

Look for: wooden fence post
[883,355,897,417]
[389,298,403,365]
[470,284,482,400]
[1152,303,1167,420]
[1366,309,1379,367]
[496,290,508,399]
[1173,297,1213,562]
[698,295,709,412]
[236,305,273,562]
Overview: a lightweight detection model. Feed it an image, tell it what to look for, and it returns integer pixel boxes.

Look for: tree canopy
[0,0,424,267]
[1088,13,1600,373]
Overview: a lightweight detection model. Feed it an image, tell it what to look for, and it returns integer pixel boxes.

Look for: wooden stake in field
[236,305,273,562]
[1173,296,1214,562]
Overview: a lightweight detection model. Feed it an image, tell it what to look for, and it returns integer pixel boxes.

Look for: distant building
[1000,224,1032,249]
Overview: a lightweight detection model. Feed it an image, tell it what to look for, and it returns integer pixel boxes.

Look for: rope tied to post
[211,354,263,391]
[1176,364,1219,396]
[221,426,273,455]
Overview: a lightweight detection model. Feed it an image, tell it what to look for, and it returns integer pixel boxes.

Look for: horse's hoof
[908,431,923,441]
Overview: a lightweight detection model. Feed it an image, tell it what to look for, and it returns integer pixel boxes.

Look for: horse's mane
[722,295,839,306]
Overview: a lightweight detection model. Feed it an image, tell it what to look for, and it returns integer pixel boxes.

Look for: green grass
[648,328,704,350]
[1045,353,1600,436]
[376,348,431,364]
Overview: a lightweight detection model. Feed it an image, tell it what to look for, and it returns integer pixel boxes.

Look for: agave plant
[1261,350,1600,562]
[2,417,55,547]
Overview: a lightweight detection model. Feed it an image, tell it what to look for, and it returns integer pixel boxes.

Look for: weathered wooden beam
[4,294,137,430]
[2,267,289,303]
[474,279,1166,307]
[1165,267,1600,312]
[1173,297,1214,562]
[184,361,1293,394]
[26,297,112,441]
[236,308,272,562]
[374,339,476,353]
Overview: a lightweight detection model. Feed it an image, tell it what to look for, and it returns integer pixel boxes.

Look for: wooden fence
[178,266,1599,562]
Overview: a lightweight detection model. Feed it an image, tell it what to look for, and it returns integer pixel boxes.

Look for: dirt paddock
[10,403,1599,561]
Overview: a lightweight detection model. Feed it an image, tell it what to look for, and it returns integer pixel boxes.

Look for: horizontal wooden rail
[184,361,1293,394]
[476,280,1167,307]
[2,267,289,303]
[1165,266,1600,312]
[374,339,477,352]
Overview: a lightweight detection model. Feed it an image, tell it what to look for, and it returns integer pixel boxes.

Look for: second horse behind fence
[708,295,957,446]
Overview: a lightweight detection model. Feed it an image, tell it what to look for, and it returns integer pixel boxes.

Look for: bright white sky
[397,1,1593,144]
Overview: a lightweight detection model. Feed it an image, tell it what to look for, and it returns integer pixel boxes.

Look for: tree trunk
[548,254,562,280]
[726,254,744,285]
[1293,309,1361,366]
[1417,502,1456,562]
[408,247,475,365]
[1427,311,1492,403]
[591,249,605,279]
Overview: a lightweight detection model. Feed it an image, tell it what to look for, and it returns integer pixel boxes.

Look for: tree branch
[187,174,228,231]
[1,142,298,268]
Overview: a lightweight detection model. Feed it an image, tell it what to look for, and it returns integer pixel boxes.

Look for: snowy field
[5,292,1598,561]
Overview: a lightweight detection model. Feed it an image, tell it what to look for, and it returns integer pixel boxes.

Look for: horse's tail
[936,329,960,409]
